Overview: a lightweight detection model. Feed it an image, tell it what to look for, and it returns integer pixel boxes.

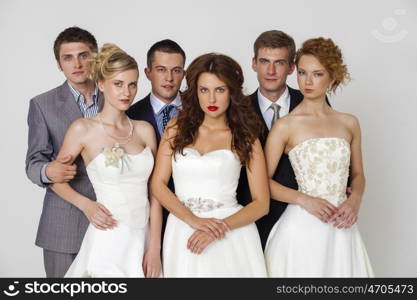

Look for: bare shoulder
[132,120,154,133]
[132,120,155,140]
[68,118,91,135]
[270,114,293,136]
[334,111,360,130]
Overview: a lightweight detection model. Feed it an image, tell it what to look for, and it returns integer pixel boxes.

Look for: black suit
[126,94,173,240]
[127,94,162,143]
[236,86,303,249]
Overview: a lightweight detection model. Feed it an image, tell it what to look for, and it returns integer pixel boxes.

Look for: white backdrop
[1,0,416,277]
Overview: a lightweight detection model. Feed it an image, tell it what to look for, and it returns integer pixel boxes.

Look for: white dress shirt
[257,87,290,130]
[150,92,182,135]
[150,92,182,114]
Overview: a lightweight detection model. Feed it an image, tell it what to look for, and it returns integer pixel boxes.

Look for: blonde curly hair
[295,37,350,93]
[89,43,138,82]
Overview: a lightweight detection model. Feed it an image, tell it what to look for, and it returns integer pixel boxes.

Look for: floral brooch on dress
[102,143,127,168]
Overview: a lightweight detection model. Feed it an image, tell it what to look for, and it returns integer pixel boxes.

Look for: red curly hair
[295,37,350,93]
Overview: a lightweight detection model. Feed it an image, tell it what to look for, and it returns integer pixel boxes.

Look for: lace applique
[182,197,224,213]
[289,138,350,205]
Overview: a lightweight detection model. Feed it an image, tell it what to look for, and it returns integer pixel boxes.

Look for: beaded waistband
[181,197,228,213]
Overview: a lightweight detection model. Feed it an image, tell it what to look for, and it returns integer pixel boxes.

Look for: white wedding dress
[65,147,153,277]
[163,148,267,277]
[265,138,374,277]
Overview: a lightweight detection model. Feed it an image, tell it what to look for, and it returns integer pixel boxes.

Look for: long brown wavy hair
[170,53,263,166]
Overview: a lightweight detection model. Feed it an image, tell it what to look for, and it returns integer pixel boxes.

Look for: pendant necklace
[97,114,134,167]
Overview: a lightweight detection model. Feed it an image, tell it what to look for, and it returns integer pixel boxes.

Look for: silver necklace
[97,114,134,148]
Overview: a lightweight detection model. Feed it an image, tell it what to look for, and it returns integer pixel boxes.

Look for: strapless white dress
[265,138,374,277]
[163,148,267,277]
[65,147,153,277]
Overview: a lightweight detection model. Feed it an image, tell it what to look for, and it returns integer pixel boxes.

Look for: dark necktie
[162,104,175,130]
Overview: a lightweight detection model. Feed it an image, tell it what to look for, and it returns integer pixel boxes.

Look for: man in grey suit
[25,27,113,277]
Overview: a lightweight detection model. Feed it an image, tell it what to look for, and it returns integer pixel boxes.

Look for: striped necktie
[270,103,281,129]
[162,104,175,130]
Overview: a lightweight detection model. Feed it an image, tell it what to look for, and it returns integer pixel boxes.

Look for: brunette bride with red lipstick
[151,53,269,277]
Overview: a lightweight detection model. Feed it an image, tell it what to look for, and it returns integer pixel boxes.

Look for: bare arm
[50,119,116,230]
[139,122,162,250]
[348,117,366,201]
[137,121,162,278]
[265,119,337,222]
[223,139,269,229]
[49,119,87,207]
[265,119,300,204]
[331,115,365,228]
[150,123,195,223]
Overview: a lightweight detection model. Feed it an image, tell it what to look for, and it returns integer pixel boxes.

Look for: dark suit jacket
[236,86,303,249]
[126,94,173,238]
[26,81,103,253]
[127,94,161,143]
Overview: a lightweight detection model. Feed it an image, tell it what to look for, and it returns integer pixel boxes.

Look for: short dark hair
[253,30,296,63]
[146,39,186,69]
[53,26,98,61]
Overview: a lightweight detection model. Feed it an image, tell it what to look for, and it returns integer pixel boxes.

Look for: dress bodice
[288,137,350,206]
[172,148,241,213]
[86,146,153,228]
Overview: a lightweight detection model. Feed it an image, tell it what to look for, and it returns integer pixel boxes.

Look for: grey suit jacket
[25,81,103,254]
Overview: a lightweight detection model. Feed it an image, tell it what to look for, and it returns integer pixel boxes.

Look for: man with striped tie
[127,39,185,142]
[127,39,186,241]
[25,27,106,277]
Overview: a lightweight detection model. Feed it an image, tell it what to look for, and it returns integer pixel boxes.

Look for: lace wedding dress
[265,138,374,277]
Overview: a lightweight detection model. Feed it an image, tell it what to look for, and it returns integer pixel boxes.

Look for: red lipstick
[207,106,218,111]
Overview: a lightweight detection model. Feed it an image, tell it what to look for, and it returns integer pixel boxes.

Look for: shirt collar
[257,86,290,113]
[150,92,182,114]
[68,82,99,105]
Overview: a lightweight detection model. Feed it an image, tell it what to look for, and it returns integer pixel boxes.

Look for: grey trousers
[43,249,77,278]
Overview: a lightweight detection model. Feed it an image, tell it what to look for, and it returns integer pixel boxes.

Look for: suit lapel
[288,86,303,112]
[251,90,269,145]
[58,81,83,123]
[97,90,104,112]
[252,86,304,145]
[141,95,161,142]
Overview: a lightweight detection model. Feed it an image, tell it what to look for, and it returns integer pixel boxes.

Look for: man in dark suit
[237,30,303,249]
[127,39,185,143]
[127,39,186,237]
[25,27,113,277]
